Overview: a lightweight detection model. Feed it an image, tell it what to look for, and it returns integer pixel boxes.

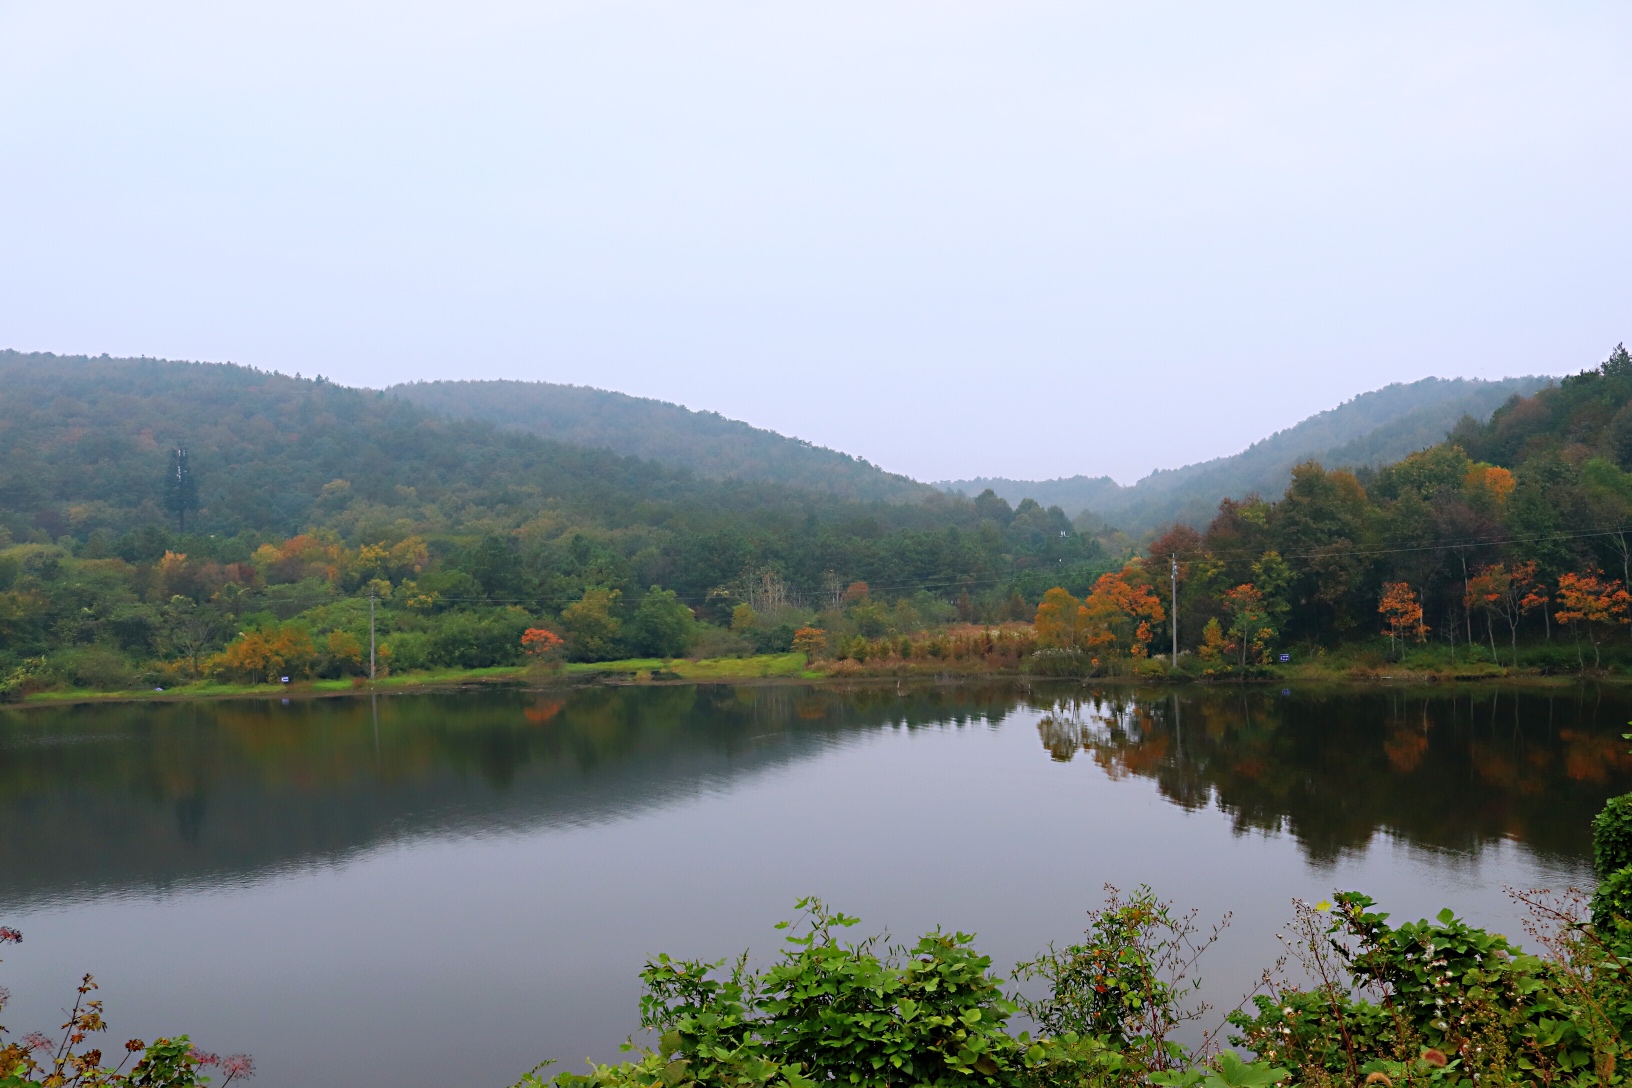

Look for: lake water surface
[3,683,1630,1087]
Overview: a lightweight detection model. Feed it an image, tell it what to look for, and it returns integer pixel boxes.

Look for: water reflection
[3,683,1629,909]
[0,684,1019,907]
[1036,687,1632,863]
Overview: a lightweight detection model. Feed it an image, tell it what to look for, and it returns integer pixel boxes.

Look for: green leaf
[1201,1051,1289,1088]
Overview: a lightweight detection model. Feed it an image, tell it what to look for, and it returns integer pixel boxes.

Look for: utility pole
[1170,554,1179,667]
[369,591,376,682]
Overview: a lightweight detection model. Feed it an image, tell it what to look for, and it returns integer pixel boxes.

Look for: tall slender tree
[163,447,198,533]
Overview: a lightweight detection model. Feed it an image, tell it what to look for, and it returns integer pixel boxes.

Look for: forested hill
[389,379,933,503]
[943,375,1549,533]
[0,351,1107,627]
[0,351,958,543]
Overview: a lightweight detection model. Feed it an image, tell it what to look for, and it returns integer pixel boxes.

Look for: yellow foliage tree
[209,623,318,683]
[1033,587,1084,649]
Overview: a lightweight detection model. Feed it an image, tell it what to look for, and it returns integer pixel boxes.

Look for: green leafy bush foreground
[0,928,251,1087]
[516,878,1631,1088]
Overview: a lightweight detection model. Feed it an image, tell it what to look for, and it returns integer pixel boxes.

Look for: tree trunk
[1460,551,1471,652]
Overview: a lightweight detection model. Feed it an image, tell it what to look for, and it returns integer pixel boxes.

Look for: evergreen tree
[163,447,198,532]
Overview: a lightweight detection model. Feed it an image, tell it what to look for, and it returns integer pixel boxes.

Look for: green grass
[13,656,817,706]
[565,653,816,680]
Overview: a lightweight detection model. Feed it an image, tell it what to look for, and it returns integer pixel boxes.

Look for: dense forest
[0,351,1104,690]
[947,374,1546,533]
[1049,343,1632,676]
[3,346,1632,692]
[391,378,932,502]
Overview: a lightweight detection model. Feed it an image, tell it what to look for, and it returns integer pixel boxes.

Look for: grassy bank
[17,642,1632,708]
[9,654,826,706]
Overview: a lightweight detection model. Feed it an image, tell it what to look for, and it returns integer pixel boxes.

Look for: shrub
[688,625,752,659]
[1593,793,1632,876]
[1025,647,1089,678]
[0,926,253,1086]
[381,630,432,671]
[1231,890,1631,1086]
[515,895,1283,1088]
[55,646,138,691]
[427,609,530,669]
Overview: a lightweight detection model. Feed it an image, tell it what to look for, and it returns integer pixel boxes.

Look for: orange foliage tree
[792,627,829,659]
[1378,582,1428,660]
[1080,564,1165,668]
[1463,463,1516,507]
[1554,570,1631,670]
[521,627,565,658]
[208,623,318,683]
[1465,561,1537,666]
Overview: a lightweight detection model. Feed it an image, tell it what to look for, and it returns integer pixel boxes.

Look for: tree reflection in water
[1035,686,1632,863]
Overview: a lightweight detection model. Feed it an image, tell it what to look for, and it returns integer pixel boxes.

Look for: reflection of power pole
[1170,554,1179,667]
[369,591,376,681]
[1172,692,1181,762]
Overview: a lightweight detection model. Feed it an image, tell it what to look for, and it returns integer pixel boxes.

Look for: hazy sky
[2,3,1628,485]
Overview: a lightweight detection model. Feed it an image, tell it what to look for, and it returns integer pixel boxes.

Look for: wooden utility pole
[369,591,376,681]
[1170,554,1179,667]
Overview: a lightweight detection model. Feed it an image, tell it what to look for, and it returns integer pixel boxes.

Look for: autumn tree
[1223,584,1275,668]
[1033,587,1085,649]
[208,623,317,683]
[1080,564,1166,668]
[1554,570,1630,670]
[791,627,828,659]
[1520,581,1551,642]
[1465,561,1537,666]
[521,627,565,657]
[1197,617,1229,669]
[1378,582,1428,660]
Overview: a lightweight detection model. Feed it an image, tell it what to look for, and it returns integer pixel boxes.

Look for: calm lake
[3,683,1630,1087]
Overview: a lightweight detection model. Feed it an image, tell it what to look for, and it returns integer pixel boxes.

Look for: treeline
[0,352,1116,688]
[9,345,1632,687]
[1106,344,1632,670]
[0,509,1098,691]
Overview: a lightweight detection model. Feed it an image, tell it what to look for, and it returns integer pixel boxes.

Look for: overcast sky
[2,3,1628,485]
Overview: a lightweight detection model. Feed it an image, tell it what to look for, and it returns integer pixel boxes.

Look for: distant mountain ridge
[941,375,1551,533]
[389,379,935,503]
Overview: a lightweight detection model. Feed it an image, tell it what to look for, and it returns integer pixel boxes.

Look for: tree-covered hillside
[1125,346,1632,664]
[0,351,1109,689]
[390,379,933,502]
[945,375,1548,532]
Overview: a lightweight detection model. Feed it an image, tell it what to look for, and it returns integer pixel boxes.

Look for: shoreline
[5,654,1623,709]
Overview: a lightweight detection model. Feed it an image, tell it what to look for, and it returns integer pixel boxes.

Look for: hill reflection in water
[0,684,1020,907]
[2,683,1629,910]
[4,682,1632,1088]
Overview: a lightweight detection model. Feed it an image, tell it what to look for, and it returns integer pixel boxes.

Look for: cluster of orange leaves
[208,624,371,682]
[1034,563,1165,663]
[1553,570,1631,631]
[1379,581,1429,644]
[791,627,828,656]
[521,627,565,657]
[249,534,427,589]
